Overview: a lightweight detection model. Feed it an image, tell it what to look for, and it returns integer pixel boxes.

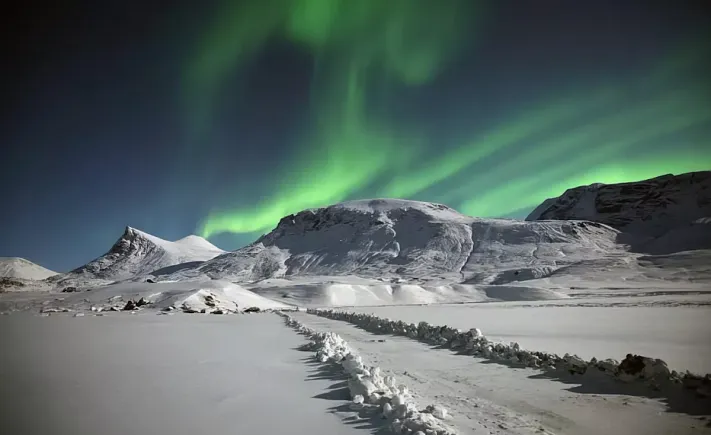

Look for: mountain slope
[526,171,711,253]
[51,227,225,287]
[168,199,625,284]
[0,257,57,280]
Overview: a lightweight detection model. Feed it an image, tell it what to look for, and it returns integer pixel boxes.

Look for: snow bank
[308,309,711,398]
[53,279,291,314]
[249,277,566,307]
[276,311,458,434]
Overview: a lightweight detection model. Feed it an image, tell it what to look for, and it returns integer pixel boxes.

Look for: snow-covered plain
[346,303,711,373]
[0,313,368,435]
[289,311,711,435]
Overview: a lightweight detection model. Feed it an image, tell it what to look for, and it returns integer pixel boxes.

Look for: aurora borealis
[2,0,710,270]
[189,0,711,239]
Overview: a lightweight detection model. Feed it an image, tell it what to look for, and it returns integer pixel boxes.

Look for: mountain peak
[51,227,226,287]
[0,257,57,280]
[526,171,711,253]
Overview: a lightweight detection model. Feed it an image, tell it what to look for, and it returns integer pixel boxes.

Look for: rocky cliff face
[527,171,711,253]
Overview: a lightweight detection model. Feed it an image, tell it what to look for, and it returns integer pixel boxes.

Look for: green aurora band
[186,1,711,238]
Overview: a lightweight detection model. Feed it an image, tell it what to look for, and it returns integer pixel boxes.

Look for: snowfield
[345,303,711,374]
[0,313,371,435]
[288,311,711,435]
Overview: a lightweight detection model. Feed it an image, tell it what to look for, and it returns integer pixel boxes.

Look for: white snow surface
[56,279,290,312]
[0,313,368,435]
[247,275,569,307]
[279,312,458,434]
[346,304,711,374]
[0,257,57,280]
[291,312,711,435]
[50,227,225,287]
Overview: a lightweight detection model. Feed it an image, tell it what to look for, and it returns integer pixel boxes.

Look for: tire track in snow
[289,311,555,435]
[288,311,708,435]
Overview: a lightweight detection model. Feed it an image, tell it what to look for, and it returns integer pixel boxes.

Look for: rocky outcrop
[527,171,711,253]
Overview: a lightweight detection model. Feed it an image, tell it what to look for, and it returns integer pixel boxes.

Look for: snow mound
[0,257,57,280]
[53,279,290,313]
[51,227,225,287]
[527,171,711,253]
[310,309,711,398]
[167,199,625,287]
[277,311,458,434]
[248,277,567,307]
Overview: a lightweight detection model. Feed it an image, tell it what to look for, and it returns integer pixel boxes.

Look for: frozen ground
[0,313,367,435]
[347,303,711,373]
[290,311,711,435]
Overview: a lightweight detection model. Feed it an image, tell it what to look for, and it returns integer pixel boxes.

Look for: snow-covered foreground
[290,312,711,435]
[347,303,711,374]
[0,313,364,435]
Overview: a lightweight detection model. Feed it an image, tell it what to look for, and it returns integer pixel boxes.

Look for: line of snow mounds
[308,309,711,398]
[275,311,457,435]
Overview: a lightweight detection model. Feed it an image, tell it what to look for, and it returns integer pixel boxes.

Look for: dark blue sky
[2,0,709,272]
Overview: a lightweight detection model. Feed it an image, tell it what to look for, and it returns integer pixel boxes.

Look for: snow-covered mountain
[166,199,625,284]
[50,227,225,287]
[526,171,711,253]
[0,257,57,280]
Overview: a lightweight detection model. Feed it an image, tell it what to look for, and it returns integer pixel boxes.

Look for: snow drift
[248,276,568,307]
[50,227,225,287]
[0,257,57,280]
[278,311,457,434]
[47,279,290,313]
[309,309,711,398]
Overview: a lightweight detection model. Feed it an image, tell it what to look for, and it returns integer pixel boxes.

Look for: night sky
[2,0,710,272]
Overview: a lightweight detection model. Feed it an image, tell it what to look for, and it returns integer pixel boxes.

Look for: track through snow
[289,311,710,435]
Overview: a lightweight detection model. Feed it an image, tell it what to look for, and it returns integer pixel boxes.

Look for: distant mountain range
[7,171,710,290]
[48,227,225,287]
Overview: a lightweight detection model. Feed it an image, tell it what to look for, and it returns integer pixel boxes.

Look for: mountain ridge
[49,226,225,287]
[0,257,58,280]
[33,171,711,290]
[526,171,711,253]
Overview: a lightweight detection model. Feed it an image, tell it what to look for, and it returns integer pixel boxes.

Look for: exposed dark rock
[122,300,137,311]
[244,306,261,313]
[0,278,25,288]
[204,294,216,307]
[61,286,78,293]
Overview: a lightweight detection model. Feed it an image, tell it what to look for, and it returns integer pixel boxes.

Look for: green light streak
[186,3,710,237]
[194,0,473,237]
[459,107,711,217]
